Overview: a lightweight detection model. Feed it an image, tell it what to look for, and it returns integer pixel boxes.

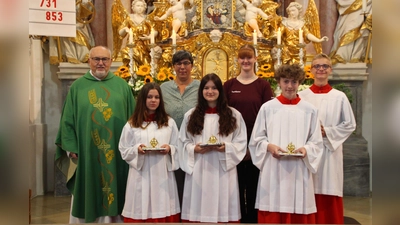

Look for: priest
[55,46,135,223]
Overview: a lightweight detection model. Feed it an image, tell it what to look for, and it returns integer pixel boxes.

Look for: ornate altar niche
[156,30,274,82]
[113,0,279,81]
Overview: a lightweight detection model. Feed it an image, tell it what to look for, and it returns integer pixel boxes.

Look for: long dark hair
[187,73,237,136]
[128,82,169,129]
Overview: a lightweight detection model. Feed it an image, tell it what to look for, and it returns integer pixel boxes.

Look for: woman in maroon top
[223,44,273,223]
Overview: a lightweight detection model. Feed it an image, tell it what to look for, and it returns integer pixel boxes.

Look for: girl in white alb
[119,82,180,223]
[179,73,247,223]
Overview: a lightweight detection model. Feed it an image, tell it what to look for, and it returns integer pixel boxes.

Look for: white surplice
[179,107,247,222]
[118,117,180,219]
[249,98,323,214]
[299,88,356,197]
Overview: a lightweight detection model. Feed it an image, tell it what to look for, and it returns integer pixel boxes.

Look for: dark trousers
[174,168,185,208]
[237,160,260,223]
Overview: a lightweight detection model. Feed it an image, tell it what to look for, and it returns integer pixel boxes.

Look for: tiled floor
[30,193,371,224]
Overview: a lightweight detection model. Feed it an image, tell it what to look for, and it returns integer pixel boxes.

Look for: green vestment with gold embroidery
[55,71,135,223]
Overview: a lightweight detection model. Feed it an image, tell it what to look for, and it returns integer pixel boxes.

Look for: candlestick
[277,28,281,45]
[299,28,303,44]
[253,30,257,45]
[362,0,367,12]
[297,43,306,68]
[150,28,155,44]
[172,30,176,45]
[128,28,133,45]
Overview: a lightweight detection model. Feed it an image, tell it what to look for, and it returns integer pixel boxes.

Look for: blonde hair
[312,53,332,65]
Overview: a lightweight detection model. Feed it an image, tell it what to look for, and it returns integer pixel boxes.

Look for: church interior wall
[362,64,372,191]
[43,53,63,193]
[31,0,373,195]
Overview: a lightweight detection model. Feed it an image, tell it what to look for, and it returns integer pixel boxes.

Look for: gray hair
[89,46,112,57]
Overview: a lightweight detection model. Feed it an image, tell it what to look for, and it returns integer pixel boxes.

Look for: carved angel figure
[239,0,271,37]
[278,1,328,65]
[239,0,280,39]
[330,0,372,64]
[154,0,189,37]
[112,0,156,69]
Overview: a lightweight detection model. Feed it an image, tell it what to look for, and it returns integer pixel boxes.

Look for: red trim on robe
[277,94,301,105]
[205,107,218,114]
[258,210,316,224]
[144,113,156,122]
[181,219,240,223]
[315,194,344,224]
[123,213,181,223]
[310,84,333,94]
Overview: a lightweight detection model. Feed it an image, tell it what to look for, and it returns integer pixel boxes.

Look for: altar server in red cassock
[298,53,356,224]
[249,64,323,224]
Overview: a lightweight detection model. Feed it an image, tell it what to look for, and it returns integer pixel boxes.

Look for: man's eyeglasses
[91,57,110,63]
[312,64,331,70]
[174,61,192,66]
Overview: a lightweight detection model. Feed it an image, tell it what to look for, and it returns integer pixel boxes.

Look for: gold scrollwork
[76,0,95,24]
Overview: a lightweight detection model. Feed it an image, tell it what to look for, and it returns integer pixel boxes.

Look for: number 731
[40,0,57,8]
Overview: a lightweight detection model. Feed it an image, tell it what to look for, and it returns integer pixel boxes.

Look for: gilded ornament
[286,142,295,154]
[207,135,218,144]
[150,137,159,148]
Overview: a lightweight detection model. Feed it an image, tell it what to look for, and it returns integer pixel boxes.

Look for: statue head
[131,0,147,15]
[169,0,178,6]
[152,46,163,60]
[286,2,302,19]
[210,29,223,43]
[252,0,261,6]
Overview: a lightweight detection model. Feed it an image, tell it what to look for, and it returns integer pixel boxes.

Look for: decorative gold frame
[165,32,273,82]
[200,0,236,29]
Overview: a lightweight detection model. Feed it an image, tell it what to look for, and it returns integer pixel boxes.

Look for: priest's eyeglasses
[312,64,330,70]
[91,57,110,63]
[174,61,192,66]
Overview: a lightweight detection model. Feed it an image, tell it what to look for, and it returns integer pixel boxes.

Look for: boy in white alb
[249,64,323,224]
[298,53,356,224]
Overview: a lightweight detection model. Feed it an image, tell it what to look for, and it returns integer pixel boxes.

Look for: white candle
[277,28,281,45]
[299,28,304,44]
[362,0,367,12]
[172,29,176,45]
[253,30,257,45]
[150,28,155,44]
[128,28,133,44]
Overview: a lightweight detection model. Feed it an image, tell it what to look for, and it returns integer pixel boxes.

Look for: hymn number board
[29,0,76,37]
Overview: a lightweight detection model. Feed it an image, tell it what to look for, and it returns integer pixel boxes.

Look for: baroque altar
[110,0,318,82]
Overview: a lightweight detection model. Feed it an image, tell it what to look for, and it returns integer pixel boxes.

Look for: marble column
[318,0,338,54]
[91,0,107,46]
[106,1,114,51]
[29,37,45,197]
